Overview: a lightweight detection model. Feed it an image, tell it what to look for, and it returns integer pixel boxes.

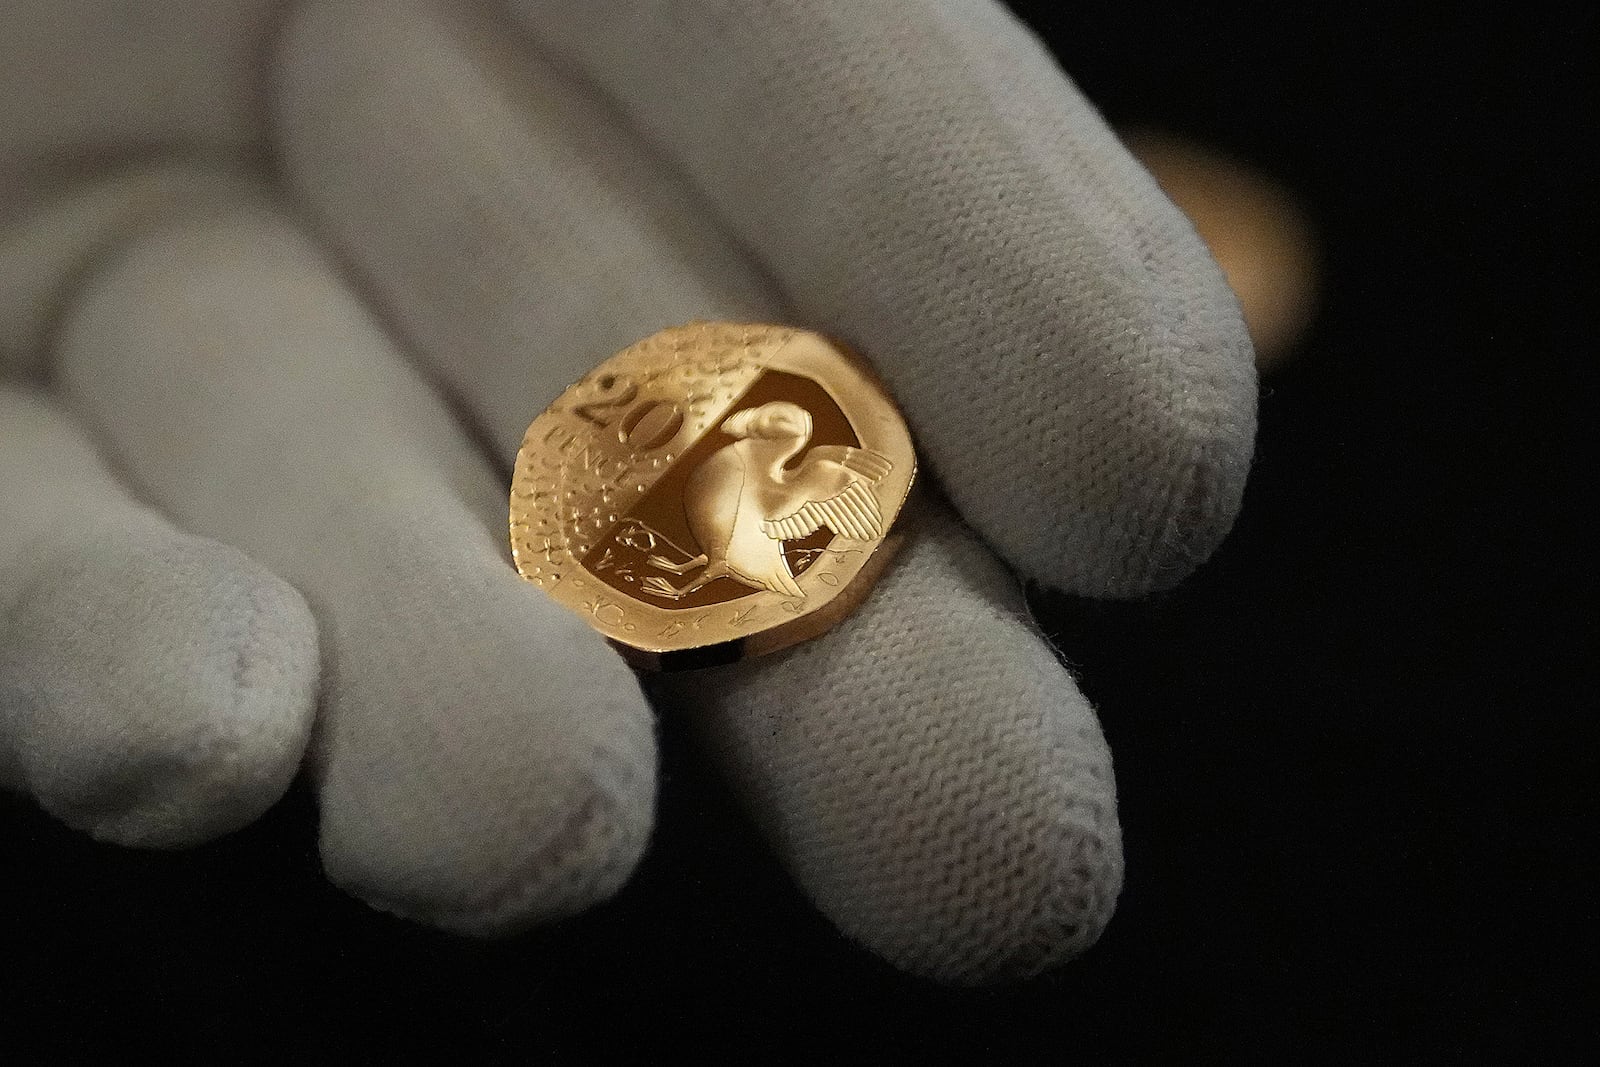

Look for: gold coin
[509,322,917,669]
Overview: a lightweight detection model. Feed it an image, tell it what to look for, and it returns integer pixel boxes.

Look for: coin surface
[510,322,916,669]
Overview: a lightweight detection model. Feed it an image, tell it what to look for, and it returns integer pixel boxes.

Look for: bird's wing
[803,446,894,483]
[761,479,884,541]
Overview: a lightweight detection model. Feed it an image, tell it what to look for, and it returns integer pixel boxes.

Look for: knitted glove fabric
[0,0,1255,983]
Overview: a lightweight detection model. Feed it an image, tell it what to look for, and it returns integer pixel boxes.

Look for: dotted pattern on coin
[510,323,789,589]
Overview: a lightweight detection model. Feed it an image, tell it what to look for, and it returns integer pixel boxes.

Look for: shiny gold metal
[510,322,916,669]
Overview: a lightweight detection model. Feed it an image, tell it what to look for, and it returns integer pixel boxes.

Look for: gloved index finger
[509,0,1257,598]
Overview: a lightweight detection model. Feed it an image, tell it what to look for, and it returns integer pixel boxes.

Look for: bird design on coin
[639,401,893,601]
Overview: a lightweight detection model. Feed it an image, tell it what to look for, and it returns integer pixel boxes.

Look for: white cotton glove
[0,0,1255,982]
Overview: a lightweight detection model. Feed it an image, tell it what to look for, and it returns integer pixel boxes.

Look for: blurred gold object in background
[1126,130,1319,370]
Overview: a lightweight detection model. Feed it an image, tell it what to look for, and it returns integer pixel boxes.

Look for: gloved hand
[0,0,1254,983]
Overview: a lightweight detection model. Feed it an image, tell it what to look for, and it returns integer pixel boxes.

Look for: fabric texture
[0,0,1255,982]
[0,161,262,378]
[513,0,1258,597]
[0,0,269,185]
[0,388,317,847]
[56,204,658,933]
[662,498,1122,981]
[273,0,1120,978]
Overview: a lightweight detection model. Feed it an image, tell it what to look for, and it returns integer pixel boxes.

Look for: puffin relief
[639,401,893,601]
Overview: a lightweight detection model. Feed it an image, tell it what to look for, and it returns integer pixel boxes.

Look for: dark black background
[2,2,1588,1058]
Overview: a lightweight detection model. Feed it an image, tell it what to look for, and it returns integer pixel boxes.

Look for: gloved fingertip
[2,522,319,848]
[910,811,1124,985]
[328,750,655,938]
[308,567,658,937]
[679,501,1125,983]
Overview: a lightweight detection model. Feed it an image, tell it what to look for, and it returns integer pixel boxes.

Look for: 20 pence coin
[509,322,916,669]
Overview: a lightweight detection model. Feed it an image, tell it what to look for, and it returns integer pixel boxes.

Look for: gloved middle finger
[272,0,1123,981]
